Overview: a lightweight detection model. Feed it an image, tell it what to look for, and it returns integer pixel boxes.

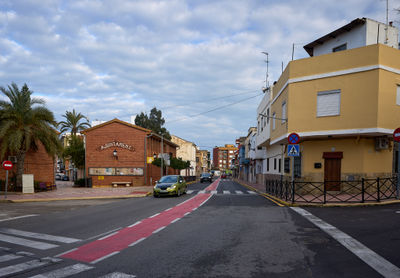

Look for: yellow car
[153,175,187,197]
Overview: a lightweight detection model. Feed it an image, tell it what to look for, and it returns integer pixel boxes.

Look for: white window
[219,160,222,163]
[397,85,400,106]
[317,90,341,117]
[282,101,286,123]
[272,112,276,130]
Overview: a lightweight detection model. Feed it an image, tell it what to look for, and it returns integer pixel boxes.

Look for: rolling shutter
[317,90,340,117]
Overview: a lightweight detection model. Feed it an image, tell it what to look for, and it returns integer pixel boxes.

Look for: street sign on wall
[288,133,300,144]
[393,128,400,142]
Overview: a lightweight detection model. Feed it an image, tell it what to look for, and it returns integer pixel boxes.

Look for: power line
[120,89,261,119]
[166,92,263,124]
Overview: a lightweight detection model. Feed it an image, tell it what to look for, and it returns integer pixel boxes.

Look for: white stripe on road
[211,190,217,194]
[152,226,166,234]
[98,231,120,241]
[198,190,206,194]
[128,221,141,228]
[235,190,243,195]
[99,272,136,278]
[186,190,194,194]
[247,191,256,194]
[90,251,120,264]
[0,228,80,243]
[0,214,38,223]
[0,259,48,277]
[223,190,231,195]
[0,233,58,250]
[129,238,145,247]
[30,263,94,278]
[291,207,400,278]
[0,254,22,263]
[171,218,180,224]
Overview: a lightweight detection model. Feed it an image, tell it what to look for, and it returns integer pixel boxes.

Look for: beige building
[259,18,400,188]
[171,135,197,176]
[196,149,210,175]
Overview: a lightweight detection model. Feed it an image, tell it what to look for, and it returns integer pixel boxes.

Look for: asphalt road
[0,178,399,277]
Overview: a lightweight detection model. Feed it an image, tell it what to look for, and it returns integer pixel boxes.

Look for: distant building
[213,144,238,171]
[171,135,197,176]
[196,149,210,175]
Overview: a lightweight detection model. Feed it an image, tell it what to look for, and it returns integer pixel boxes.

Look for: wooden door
[323,152,343,191]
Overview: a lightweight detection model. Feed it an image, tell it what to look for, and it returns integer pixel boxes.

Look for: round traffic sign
[2,160,13,170]
[393,128,400,142]
[288,133,300,144]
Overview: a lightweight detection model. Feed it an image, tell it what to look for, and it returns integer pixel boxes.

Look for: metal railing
[265,177,398,204]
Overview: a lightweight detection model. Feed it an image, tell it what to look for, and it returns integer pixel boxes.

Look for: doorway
[323,152,343,191]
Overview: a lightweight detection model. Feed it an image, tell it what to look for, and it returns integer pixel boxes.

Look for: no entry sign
[288,133,300,144]
[394,128,400,143]
[2,161,13,170]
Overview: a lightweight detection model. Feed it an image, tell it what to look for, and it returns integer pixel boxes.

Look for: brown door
[323,152,343,191]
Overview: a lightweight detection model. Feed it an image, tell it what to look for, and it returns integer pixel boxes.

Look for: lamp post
[113,149,118,159]
[261,51,269,88]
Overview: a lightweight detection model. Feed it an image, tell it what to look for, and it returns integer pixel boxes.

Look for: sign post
[287,133,300,183]
[2,161,13,199]
[393,128,400,199]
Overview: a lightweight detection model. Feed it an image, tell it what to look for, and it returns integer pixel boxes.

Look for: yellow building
[267,18,400,189]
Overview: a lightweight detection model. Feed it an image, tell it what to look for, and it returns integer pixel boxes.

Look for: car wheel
[177,189,181,197]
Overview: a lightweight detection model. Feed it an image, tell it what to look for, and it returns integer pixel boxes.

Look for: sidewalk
[0,185,154,203]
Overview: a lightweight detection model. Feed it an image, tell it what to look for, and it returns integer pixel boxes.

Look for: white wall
[256,89,272,147]
[264,144,284,175]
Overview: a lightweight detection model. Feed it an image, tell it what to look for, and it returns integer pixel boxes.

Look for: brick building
[83,119,178,187]
[213,144,238,171]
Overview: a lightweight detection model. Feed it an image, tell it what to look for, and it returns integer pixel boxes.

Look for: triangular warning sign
[288,145,298,155]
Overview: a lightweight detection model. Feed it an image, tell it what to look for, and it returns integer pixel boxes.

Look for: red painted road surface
[62,179,220,263]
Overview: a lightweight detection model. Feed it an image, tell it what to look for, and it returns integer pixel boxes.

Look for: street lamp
[113,149,118,160]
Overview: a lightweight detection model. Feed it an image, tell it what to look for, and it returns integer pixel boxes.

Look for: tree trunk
[16,152,26,188]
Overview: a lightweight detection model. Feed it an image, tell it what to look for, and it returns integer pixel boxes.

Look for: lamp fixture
[113,149,118,159]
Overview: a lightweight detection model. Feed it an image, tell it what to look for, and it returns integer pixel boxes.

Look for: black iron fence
[266,177,398,204]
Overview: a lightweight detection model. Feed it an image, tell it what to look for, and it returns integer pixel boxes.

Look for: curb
[236,180,287,207]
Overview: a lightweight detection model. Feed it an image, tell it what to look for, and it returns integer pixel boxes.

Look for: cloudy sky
[1,0,399,152]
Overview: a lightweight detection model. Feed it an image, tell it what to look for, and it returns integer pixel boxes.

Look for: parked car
[153,175,187,197]
[200,173,212,183]
[55,174,62,180]
[221,173,227,179]
[62,175,69,181]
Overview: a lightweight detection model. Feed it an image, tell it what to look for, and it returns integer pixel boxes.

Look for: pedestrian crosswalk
[186,190,257,195]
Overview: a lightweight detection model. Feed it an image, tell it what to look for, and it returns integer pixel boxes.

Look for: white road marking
[85,227,122,241]
[99,272,136,278]
[56,248,78,258]
[223,190,231,195]
[149,213,160,218]
[184,212,190,216]
[129,238,145,247]
[99,231,119,241]
[0,228,80,243]
[128,221,141,228]
[247,190,257,194]
[0,214,38,223]
[90,251,120,264]
[171,218,180,224]
[186,190,194,194]
[0,254,22,263]
[235,190,243,195]
[291,207,400,278]
[0,233,58,250]
[152,226,166,234]
[211,190,217,194]
[0,259,49,277]
[29,263,94,278]
[198,190,206,194]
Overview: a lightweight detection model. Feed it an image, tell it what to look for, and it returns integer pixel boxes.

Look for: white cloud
[0,0,398,152]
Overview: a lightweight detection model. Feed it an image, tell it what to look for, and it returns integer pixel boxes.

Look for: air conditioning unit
[375,137,389,150]
[8,156,17,163]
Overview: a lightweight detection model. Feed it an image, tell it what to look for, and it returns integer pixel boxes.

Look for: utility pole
[161,135,164,177]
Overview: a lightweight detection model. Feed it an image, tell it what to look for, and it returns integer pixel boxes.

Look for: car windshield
[159,176,178,183]
[201,173,210,177]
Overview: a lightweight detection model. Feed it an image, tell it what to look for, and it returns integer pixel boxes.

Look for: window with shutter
[317,90,341,117]
[282,101,286,123]
[396,85,400,106]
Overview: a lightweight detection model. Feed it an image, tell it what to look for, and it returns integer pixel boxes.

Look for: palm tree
[58,109,91,135]
[0,83,62,187]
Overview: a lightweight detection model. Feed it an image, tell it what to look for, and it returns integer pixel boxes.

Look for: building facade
[213,144,238,172]
[196,149,210,176]
[171,135,197,177]
[256,18,400,189]
[83,119,178,187]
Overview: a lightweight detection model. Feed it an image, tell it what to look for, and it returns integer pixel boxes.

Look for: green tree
[63,136,85,169]
[58,109,90,135]
[0,83,62,187]
[135,107,171,140]
[152,157,190,171]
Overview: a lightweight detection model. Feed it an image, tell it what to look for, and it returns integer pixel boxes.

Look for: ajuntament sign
[99,141,135,151]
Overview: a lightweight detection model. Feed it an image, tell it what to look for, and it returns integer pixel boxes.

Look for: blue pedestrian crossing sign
[288,144,300,156]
